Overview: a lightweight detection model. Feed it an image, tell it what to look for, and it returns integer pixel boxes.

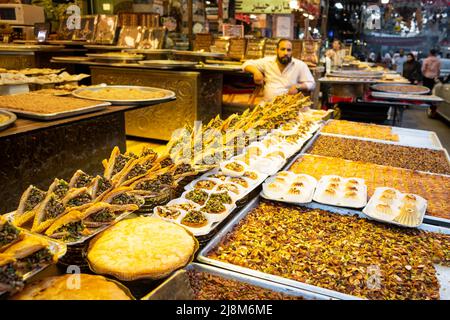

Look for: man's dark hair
[276,38,292,49]
[430,49,437,56]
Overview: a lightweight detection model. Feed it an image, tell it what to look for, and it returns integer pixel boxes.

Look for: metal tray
[197,196,450,300]
[3,102,110,121]
[0,109,17,131]
[0,229,67,296]
[4,208,135,246]
[142,262,333,300]
[371,83,430,95]
[72,85,176,105]
[283,152,450,228]
[51,56,93,62]
[195,64,243,71]
[137,60,198,68]
[329,71,383,79]
[173,50,226,58]
[86,53,144,61]
[370,91,443,102]
[304,132,450,173]
[319,119,444,149]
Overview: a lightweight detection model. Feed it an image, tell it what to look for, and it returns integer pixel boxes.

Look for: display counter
[0,44,87,70]
[0,103,172,214]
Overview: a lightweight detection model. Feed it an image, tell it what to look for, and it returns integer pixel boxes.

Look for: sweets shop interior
[0,0,449,301]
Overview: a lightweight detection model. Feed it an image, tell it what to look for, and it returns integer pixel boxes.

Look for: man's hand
[288,85,298,95]
[253,70,265,85]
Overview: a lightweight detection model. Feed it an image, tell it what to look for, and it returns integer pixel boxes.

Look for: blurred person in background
[393,49,407,74]
[422,49,441,93]
[403,53,422,85]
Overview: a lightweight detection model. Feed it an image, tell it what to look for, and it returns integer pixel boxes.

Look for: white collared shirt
[243,56,315,101]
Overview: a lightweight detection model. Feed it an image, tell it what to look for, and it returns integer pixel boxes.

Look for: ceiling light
[289,0,299,10]
[381,0,389,4]
[335,2,343,10]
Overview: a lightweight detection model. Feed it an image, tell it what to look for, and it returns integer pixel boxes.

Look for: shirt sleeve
[421,59,428,73]
[297,62,316,91]
[242,58,267,73]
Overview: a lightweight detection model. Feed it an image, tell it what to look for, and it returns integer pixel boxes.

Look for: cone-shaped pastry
[0,253,23,292]
[101,187,145,207]
[173,162,196,180]
[31,193,66,233]
[89,175,114,200]
[103,147,135,180]
[62,187,93,212]
[4,235,56,267]
[44,210,90,241]
[68,170,94,189]
[47,178,70,200]
[13,185,46,227]
[0,216,23,251]
[114,154,161,187]
[81,202,138,228]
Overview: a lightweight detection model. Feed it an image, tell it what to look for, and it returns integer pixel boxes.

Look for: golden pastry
[11,274,132,300]
[376,203,393,215]
[87,217,196,280]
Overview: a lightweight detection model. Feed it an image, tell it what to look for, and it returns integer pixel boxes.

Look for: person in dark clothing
[402,53,422,84]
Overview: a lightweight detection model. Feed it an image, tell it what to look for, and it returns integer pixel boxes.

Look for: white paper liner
[362,187,427,228]
[313,175,368,208]
[262,173,317,204]
[219,160,249,177]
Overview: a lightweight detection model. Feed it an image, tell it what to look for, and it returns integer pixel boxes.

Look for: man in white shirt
[393,49,407,74]
[242,39,315,101]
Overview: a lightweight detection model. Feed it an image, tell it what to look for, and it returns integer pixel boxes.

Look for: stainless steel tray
[4,209,135,246]
[304,131,450,174]
[371,91,443,102]
[329,71,383,79]
[86,53,144,61]
[3,102,110,121]
[137,60,198,68]
[371,83,430,95]
[319,119,444,149]
[197,196,450,300]
[0,109,17,131]
[51,56,93,62]
[173,50,226,58]
[72,85,176,105]
[283,152,450,227]
[0,229,67,296]
[142,262,333,300]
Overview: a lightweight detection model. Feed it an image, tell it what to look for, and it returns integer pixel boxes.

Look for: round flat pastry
[87,217,197,280]
[11,274,132,300]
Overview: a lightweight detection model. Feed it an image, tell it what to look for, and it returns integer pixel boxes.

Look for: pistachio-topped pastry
[14,185,46,227]
[185,190,209,206]
[0,217,22,250]
[181,210,208,228]
[194,180,217,191]
[203,199,227,214]
[31,193,66,233]
[47,179,69,200]
[69,170,94,189]
[209,192,233,205]
[102,187,145,207]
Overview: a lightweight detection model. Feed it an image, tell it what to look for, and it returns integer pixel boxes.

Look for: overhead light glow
[289,0,299,10]
[381,0,389,4]
[335,2,343,10]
